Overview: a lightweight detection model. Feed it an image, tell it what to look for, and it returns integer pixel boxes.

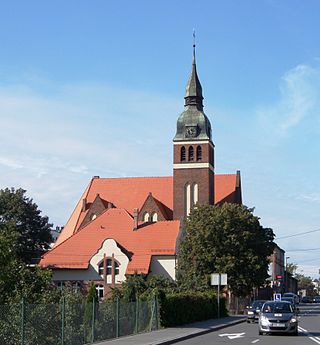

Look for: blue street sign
[274,293,281,301]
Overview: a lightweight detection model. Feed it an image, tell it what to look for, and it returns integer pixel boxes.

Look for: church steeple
[173,40,212,142]
[173,38,215,220]
[184,43,204,110]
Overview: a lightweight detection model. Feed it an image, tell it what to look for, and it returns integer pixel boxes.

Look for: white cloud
[257,63,320,139]
[0,78,180,226]
[0,157,23,169]
[298,193,320,203]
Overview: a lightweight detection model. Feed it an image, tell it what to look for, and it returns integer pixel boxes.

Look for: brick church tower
[173,44,214,220]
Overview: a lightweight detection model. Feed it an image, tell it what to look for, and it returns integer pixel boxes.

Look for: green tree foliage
[0,188,55,303]
[295,273,315,294]
[0,226,54,304]
[0,222,19,301]
[0,188,53,263]
[286,263,298,275]
[178,203,275,297]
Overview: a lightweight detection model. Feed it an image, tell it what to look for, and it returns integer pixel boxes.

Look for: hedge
[159,291,227,327]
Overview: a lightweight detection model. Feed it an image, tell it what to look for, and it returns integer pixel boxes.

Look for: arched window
[185,183,191,216]
[196,146,202,161]
[188,146,194,161]
[151,212,158,222]
[193,183,198,206]
[143,212,150,222]
[180,146,186,161]
[95,284,104,299]
[98,259,119,276]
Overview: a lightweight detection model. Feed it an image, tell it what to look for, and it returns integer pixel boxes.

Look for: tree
[0,222,19,302]
[0,188,53,263]
[294,273,315,294]
[286,263,298,275]
[178,203,275,297]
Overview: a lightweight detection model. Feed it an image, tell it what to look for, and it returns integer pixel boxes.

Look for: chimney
[82,198,87,212]
[133,208,139,230]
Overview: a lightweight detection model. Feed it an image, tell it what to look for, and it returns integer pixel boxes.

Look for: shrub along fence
[160,291,227,327]
[0,291,226,344]
[0,296,159,345]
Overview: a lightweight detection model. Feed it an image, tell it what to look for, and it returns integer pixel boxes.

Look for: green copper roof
[173,45,212,142]
[184,45,204,110]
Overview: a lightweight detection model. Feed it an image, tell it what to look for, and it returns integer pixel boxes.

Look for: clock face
[185,126,197,138]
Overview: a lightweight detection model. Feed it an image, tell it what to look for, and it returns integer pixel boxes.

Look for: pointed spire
[185,31,203,110]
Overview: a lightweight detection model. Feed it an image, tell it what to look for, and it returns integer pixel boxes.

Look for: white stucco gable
[53,238,129,284]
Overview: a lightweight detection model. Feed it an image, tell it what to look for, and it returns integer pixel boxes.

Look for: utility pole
[285,256,290,292]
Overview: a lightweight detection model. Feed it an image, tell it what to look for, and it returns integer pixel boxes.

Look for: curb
[154,318,246,345]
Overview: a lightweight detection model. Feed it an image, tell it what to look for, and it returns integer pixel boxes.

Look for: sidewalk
[95,315,246,345]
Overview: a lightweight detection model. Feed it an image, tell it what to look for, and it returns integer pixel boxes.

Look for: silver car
[258,300,298,336]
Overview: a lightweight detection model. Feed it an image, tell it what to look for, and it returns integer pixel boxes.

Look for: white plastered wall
[149,255,176,281]
[53,238,129,284]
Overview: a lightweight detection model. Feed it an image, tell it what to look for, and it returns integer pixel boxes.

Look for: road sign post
[211,273,227,319]
[273,293,281,301]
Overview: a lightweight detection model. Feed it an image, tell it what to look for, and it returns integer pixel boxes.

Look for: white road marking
[298,326,320,344]
[251,339,260,344]
[219,332,245,339]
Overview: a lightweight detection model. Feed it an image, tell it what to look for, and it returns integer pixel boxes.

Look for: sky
[0,0,319,279]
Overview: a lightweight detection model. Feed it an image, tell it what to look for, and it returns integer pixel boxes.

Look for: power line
[286,247,320,252]
[276,228,320,240]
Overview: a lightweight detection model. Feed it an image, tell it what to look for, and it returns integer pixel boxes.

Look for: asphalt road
[174,303,320,345]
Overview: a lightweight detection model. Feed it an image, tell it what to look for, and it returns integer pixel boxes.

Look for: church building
[40,45,242,297]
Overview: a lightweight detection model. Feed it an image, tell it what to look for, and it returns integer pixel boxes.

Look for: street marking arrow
[219,332,245,339]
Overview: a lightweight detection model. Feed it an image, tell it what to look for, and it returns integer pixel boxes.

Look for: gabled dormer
[79,194,114,229]
[139,192,171,223]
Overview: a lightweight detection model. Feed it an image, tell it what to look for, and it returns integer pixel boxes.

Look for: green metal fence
[0,296,159,345]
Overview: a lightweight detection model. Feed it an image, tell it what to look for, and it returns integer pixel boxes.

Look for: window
[57,281,65,291]
[72,281,81,293]
[185,183,191,216]
[90,213,97,221]
[98,261,105,275]
[151,212,158,222]
[98,259,119,276]
[180,146,186,161]
[196,146,202,161]
[193,183,198,206]
[115,261,119,275]
[95,284,104,299]
[143,212,150,222]
[106,259,112,275]
[188,146,194,161]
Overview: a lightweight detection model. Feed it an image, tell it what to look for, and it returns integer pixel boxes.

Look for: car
[258,300,298,336]
[283,292,299,305]
[282,296,295,305]
[245,300,266,323]
[314,296,320,303]
[301,296,314,303]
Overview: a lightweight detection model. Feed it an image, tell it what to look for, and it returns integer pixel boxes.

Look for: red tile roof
[41,208,180,274]
[55,174,238,246]
[46,173,240,273]
[215,174,238,203]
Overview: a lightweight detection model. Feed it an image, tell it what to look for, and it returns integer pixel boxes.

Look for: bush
[159,290,227,327]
